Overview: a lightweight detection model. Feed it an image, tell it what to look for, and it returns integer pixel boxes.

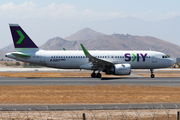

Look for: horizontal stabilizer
[11,52,31,58]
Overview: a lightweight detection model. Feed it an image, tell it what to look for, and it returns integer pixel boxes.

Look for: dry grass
[0,72,179,78]
[0,72,125,77]
[0,85,180,104]
[0,61,19,64]
[137,73,180,77]
[0,61,24,67]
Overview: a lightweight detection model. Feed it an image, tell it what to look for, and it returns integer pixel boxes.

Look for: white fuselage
[6,50,175,70]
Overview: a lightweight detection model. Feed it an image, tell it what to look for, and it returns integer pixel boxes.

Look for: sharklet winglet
[80,44,90,56]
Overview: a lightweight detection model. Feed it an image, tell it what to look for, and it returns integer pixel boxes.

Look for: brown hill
[64,28,105,41]
[1,44,15,52]
[40,37,79,50]
[40,34,180,57]
[0,50,10,60]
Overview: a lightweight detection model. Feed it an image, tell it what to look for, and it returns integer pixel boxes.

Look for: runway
[0,67,180,73]
[0,77,180,86]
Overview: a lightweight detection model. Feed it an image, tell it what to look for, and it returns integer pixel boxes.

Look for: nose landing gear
[150,69,155,78]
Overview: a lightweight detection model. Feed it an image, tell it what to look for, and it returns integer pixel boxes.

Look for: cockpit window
[162,55,169,58]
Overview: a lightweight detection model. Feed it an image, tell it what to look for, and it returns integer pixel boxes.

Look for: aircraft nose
[170,59,175,66]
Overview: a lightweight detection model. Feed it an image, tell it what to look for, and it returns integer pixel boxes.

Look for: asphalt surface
[0,77,180,86]
[0,103,180,111]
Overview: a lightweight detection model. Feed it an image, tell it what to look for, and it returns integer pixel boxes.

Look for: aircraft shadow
[101,77,141,80]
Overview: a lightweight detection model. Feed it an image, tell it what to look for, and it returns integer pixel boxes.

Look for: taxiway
[0,103,179,111]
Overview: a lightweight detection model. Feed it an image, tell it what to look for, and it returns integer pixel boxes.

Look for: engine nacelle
[105,64,131,75]
[114,64,131,75]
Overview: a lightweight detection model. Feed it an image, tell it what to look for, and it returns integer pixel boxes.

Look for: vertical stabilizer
[9,24,39,52]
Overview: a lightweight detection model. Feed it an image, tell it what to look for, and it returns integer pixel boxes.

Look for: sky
[0,0,180,48]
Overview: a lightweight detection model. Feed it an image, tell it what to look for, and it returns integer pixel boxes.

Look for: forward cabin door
[40,52,46,65]
[152,55,157,63]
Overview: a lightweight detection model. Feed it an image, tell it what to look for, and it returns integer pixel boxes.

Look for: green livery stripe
[15,48,39,52]
[132,53,137,62]
[80,44,89,55]
[16,30,25,44]
[63,48,66,51]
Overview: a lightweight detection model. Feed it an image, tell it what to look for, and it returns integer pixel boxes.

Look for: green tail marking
[63,48,66,51]
[80,44,89,55]
[132,53,137,62]
[16,30,25,44]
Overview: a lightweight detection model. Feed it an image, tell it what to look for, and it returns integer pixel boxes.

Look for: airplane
[5,24,175,78]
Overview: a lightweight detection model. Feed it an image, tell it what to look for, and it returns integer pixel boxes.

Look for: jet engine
[105,64,131,75]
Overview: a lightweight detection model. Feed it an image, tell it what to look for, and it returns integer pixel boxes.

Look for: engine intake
[106,64,131,75]
[114,64,131,75]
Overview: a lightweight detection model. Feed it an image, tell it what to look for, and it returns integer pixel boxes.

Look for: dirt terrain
[0,72,179,77]
[0,85,180,104]
[0,72,124,77]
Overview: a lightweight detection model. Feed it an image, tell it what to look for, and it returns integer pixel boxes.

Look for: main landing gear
[91,70,102,78]
[91,71,96,78]
[150,69,155,78]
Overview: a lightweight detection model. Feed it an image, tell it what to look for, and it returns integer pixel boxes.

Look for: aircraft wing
[80,44,113,67]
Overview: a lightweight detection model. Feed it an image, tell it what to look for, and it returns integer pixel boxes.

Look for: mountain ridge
[1,27,180,60]
[64,27,105,41]
[40,34,180,57]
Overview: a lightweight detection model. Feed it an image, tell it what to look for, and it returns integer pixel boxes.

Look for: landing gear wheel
[150,69,155,78]
[151,74,155,78]
[91,73,96,78]
[96,73,102,78]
